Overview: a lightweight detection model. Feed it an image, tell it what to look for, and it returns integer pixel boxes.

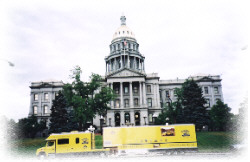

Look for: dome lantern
[120,15,126,26]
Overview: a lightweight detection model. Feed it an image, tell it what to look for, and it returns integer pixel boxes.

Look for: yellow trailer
[36,131,109,157]
[103,124,198,154]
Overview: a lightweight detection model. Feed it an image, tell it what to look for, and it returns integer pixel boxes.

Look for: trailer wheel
[100,152,106,158]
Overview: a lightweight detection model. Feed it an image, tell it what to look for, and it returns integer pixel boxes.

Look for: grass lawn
[196,132,240,152]
[9,132,240,156]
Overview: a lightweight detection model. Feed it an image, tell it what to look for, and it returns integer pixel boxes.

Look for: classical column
[120,111,124,126]
[120,55,123,69]
[129,82,133,108]
[134,57,136,69]
[110,83,114,108]
[109,60,112,71]
[120,82,124,108]
[130,110,135,125]
[153,83,157,108]
[105,62,107,74]
[156,84,160,108]
[128,55,130,68]
[143,82,147,106]
[114,57,117,71]
[139,82,143,107]
[139,58,141,70]
[29,93,33,116]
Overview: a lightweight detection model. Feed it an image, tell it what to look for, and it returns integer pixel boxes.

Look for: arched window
[125,112,130,124]
[115,113,120,126]
[135,112,140,126]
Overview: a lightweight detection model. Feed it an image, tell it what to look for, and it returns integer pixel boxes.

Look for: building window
[44,105,49,114]
[214,87,219,94]
[34,94,38,101]
[204,87,209,94]
[165,91,169,98]
[115,99,120,108]
[134,98,139,106]
[133,86,138,94]
[147,98,152,107]
[147,85,151,93]
[124,99,129,107]
[33,106,38,115]
[205,99,210,108]
[215,98,221,103]
[44,93,49,100]
[124,86,129,94]
[115,87,119,94]
[124,113,130,124]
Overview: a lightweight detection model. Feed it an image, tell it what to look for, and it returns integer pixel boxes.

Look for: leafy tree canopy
[63,66,115,131]
[209,100,232,131]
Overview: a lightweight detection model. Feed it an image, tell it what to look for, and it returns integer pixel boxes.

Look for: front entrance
[135,112,140,126]
[115,113,120,126]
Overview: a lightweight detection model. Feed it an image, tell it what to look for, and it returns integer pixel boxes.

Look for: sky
[0,0,249,122]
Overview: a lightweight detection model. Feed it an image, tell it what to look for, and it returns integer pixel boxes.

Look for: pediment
[197,76,214,82]
[40,83,53,88]
[107,68,145,78]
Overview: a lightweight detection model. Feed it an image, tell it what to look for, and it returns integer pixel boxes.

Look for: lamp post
[88,126,95,149]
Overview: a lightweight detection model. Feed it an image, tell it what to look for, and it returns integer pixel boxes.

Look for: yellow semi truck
[36,124,197,157]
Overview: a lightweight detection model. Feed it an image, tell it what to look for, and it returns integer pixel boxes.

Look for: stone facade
[28,15,223,130]
[28,79,64,128]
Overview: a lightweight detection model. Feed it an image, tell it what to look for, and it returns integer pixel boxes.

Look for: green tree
[17,115,46,138]
[63,66,115,131]
[155,88,184,125]
[209,100,232,131]
[49,91,77,133]
[181,79,208,130]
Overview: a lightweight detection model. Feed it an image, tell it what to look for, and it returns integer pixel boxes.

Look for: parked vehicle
[36,124,198,157]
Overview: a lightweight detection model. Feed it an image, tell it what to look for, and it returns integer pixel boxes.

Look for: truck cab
[36,129,109,158]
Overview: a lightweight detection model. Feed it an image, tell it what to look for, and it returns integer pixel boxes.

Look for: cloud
[0,0,248,120]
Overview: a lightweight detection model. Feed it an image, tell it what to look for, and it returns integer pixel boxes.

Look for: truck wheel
[38,153,46,160]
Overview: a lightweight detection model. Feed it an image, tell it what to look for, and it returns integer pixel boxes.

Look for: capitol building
[29,15,223,133]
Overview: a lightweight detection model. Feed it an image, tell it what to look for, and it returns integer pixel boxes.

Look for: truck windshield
[47,141,54,147]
